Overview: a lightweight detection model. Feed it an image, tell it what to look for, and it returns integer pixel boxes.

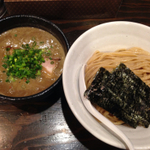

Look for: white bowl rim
[63,21,150,149]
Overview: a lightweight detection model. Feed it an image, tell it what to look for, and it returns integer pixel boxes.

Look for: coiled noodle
[85,47,150,125]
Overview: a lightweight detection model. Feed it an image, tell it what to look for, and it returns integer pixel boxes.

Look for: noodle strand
[85,47,150,125]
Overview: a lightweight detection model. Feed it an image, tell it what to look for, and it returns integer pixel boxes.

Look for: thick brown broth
[0,27,65,97]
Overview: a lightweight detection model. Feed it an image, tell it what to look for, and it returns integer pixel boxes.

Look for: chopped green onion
[32,37,35,41]
[6,47,10,51]
[26,80,30,84]
[40,41,44,44]
[51,61,54,64]
[2,41,52,84]
[5,79,10,82]
[32,41,37,47]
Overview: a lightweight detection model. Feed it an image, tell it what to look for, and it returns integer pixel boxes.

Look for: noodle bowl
[85,47,150,125]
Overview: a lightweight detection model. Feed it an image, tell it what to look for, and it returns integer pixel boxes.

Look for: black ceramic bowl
[0,15,69,101]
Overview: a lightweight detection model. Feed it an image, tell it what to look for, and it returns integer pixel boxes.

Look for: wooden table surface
[1,0,150,150]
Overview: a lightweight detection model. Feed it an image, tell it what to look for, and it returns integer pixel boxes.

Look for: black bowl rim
[0,15,70,101]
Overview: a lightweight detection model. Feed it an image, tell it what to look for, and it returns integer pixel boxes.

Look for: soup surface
[0,27,65,97]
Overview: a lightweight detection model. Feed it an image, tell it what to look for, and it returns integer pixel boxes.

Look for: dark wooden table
[1,0,150,150]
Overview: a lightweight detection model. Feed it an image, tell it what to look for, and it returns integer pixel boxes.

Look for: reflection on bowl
[0,15,69,101]
[0,0,6,18]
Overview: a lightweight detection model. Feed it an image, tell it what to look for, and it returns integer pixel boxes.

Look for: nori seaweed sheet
[85,67,111,104]
[84,63,150,128]
[110,64,150,123]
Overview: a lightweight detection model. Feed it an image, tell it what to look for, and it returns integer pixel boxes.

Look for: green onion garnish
[2,42,52,84]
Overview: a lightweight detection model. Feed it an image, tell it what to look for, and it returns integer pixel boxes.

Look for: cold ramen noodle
[0,27,65,97]
[84,47,150,128]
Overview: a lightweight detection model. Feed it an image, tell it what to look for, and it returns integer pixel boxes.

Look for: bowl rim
[0,15,70,101]
[63,21,150,149]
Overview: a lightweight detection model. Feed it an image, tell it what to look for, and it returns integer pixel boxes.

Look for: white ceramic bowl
[63,21,150,150]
